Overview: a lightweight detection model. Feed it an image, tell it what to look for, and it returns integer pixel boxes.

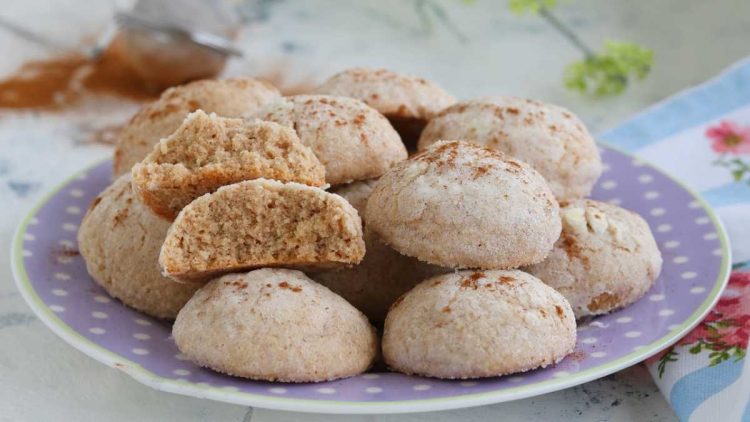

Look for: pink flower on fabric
[677,272,750,348]
[705,121,750,154]
[647,271,750,369]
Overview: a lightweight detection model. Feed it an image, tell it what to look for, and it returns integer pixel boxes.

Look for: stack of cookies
[78,68,662,382]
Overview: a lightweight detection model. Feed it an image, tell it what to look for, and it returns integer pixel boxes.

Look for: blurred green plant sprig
[564,41,653,96]
[503,0,653,97]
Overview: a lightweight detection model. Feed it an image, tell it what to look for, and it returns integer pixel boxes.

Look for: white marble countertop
[1,0,748,420]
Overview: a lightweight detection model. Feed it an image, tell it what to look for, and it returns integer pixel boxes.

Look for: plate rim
[10,147,733,414]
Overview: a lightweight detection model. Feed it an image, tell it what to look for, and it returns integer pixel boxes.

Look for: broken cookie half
[159,178,365,282]
[131,110,326,219]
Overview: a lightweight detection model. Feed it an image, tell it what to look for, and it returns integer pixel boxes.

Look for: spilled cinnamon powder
[0,36,159,110]
[0,34,317,113]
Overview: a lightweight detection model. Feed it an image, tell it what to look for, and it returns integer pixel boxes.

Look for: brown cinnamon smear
[0,36,159,110]
[587,292,621,313]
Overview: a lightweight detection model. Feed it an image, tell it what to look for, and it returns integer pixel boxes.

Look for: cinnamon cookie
[525,199,662,318]
[173,269,378,382]
[315,68,455,149]
[114,77,280,175]
[366,140,560,269]
[253,95,407,184]
[382,270,576,379]
[160,179,365,282]
[131,110,324,219]
[77,175,199,319]
[418,97,602,201]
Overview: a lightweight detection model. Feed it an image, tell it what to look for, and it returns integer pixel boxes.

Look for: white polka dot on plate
[644,191,660,200]
[58,239,74,248]
[23,233,35,241]
[52,288,68,296]
[62,223,78,232]
[657,224,672,233]
[175,353,188,361]
[601,163,611,172]
[22,250,32,257]
[591,351,607,358]
[616,316,633,323]
[703,232,718,240]
[659,309,675,317]
[133,333,151,340]
[681,271,697,280]
[70,189,84,198]
[66,206,81,215]
[317,387,336,394]
[89,327,106,335]
[49,305,65,313]
[134,318,152,326]
[649,294,665,301]
[673,256,688,264]
[713,248,723,256]
[600,180,617,190]
[638,174,653,183]
[631,158,646,167]
[607,198,622,206]
[132,348,149,355]
[632,345,646,351]
[663,240,680,249]
[269,387,287,394]
[508,376,525,383]
[650,208,666,216]
[56,256,73,265]
[690,286,706,294]
[92,311,108,319]
[413,384,432,391]
[668,324,681,331]
[688,200,701,209]
[54,272,71,281]
[695,216,710,225]
[173,369,191,376]
[29,217,39,225]
[581,337,598,344]
[93,295,111,303]
[365,387,383,394]
[625,331,642,338]
[362,373,380,379]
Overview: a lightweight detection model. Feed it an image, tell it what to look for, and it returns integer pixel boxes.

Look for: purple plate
[11,145,731,414]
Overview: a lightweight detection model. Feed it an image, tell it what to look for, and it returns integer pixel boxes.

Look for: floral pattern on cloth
[708,120,750,184]
[602,57,750,420]
[650,271,750,377]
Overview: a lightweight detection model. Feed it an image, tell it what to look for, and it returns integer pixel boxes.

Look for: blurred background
[1,1,749,420]
[1,0,750,130]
